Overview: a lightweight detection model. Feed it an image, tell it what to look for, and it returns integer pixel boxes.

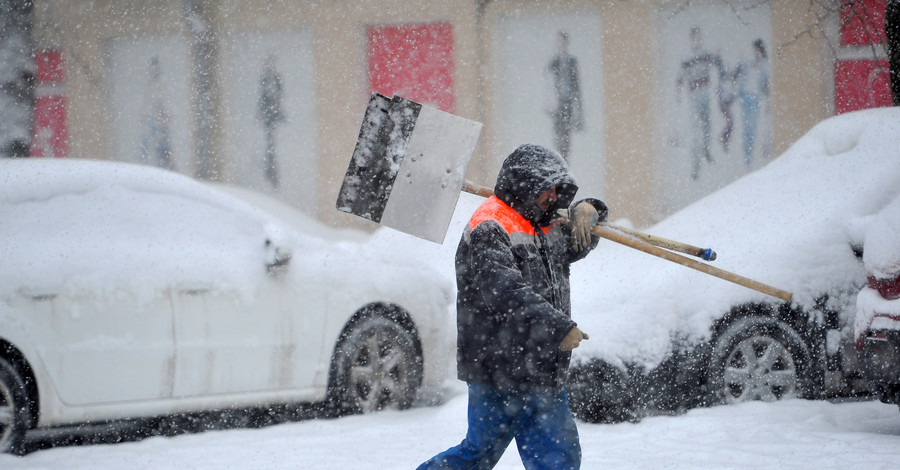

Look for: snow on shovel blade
[336,93,483,243]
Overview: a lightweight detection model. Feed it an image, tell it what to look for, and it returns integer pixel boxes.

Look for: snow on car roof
[1,158,296,302]
[571,108,900,368]
[0,158,451,307]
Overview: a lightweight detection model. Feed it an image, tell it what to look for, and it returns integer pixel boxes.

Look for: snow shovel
[336,94,791,302]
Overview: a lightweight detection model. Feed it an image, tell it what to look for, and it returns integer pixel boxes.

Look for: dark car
[566,108,900,422]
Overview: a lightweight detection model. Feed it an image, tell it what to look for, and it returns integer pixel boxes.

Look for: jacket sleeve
[465,221,576,347]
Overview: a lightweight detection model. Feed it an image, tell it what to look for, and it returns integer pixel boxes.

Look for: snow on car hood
[214,181,457,308]
[571,108,900,369]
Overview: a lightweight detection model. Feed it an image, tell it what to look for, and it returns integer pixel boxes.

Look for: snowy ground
[2,381,898,469]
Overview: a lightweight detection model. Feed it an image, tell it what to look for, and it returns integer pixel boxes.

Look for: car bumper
[859,329,900,405]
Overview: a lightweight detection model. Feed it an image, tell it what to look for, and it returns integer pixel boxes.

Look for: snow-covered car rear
[855,195,900,410]
[0,158,455,453]
[567,108,900,422]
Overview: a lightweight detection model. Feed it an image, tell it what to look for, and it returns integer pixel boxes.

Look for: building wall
[771,0,834,154]
[31,0,845,232]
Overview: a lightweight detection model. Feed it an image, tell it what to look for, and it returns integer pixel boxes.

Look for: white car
[855,194,900,410]
[0,158,455,453]
[567,108,900,422]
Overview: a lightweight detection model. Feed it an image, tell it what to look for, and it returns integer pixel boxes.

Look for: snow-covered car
[0,158,455,453]
[567,108,900,422]
[854,194,900,410]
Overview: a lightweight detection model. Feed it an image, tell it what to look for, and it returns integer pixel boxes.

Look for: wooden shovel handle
[463,181,716,261]
[593,225,793,302]
[462,181,495,198]
[599,222,716,261]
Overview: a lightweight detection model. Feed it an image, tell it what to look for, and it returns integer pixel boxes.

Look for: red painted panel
[35,50,65,84]
[834,59,892,114]
[367,22,455,113]
[840,0,886,46]
[31,95,69,157]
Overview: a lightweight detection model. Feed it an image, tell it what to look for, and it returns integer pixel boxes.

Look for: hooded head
[493,144,578,225]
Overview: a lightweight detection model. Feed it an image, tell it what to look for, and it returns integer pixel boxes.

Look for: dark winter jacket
[455,144,606,393]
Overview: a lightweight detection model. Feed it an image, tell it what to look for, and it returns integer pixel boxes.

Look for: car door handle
[17,288,57,301]
[177,283,211,296]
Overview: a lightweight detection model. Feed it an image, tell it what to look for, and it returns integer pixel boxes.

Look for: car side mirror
[850,243,864,261]
[265,239,292,277]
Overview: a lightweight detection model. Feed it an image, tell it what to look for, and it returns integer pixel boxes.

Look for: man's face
[536,186,558,211]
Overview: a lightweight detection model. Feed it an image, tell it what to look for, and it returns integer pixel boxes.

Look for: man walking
[418,144,606,470]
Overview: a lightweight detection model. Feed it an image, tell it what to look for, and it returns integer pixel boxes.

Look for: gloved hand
[570,201,600,251]
[560,326,589,351]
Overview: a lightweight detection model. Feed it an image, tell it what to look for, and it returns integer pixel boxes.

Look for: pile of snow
[860,194,900,281]
[855,193,900,337]
[570,108,900,368]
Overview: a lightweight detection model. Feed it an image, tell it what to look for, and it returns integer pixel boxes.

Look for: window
[367,22,456,113]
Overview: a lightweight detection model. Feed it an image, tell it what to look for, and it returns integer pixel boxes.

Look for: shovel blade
[337,94,483,243]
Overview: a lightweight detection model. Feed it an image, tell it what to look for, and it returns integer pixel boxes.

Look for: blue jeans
[418,383,581,470]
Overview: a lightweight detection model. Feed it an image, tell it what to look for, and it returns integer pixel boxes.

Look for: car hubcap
[0,380,13,445]
[349,329,409,412]
[722,335,797,403]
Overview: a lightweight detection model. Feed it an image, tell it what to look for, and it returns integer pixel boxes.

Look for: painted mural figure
[736,39,770,167]
[546,31,584,162]
[257,54,286,188]
[139,57,174,170]
[717,63,739,153]
[676,27,723,180]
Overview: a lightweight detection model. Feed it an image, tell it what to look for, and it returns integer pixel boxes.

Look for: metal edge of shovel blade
[335,93,422,223]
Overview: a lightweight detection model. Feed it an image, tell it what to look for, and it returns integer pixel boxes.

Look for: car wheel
[707,316,809,405]
[329,314,423,415]
[567,360,639,423]
[0,358,28,454]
